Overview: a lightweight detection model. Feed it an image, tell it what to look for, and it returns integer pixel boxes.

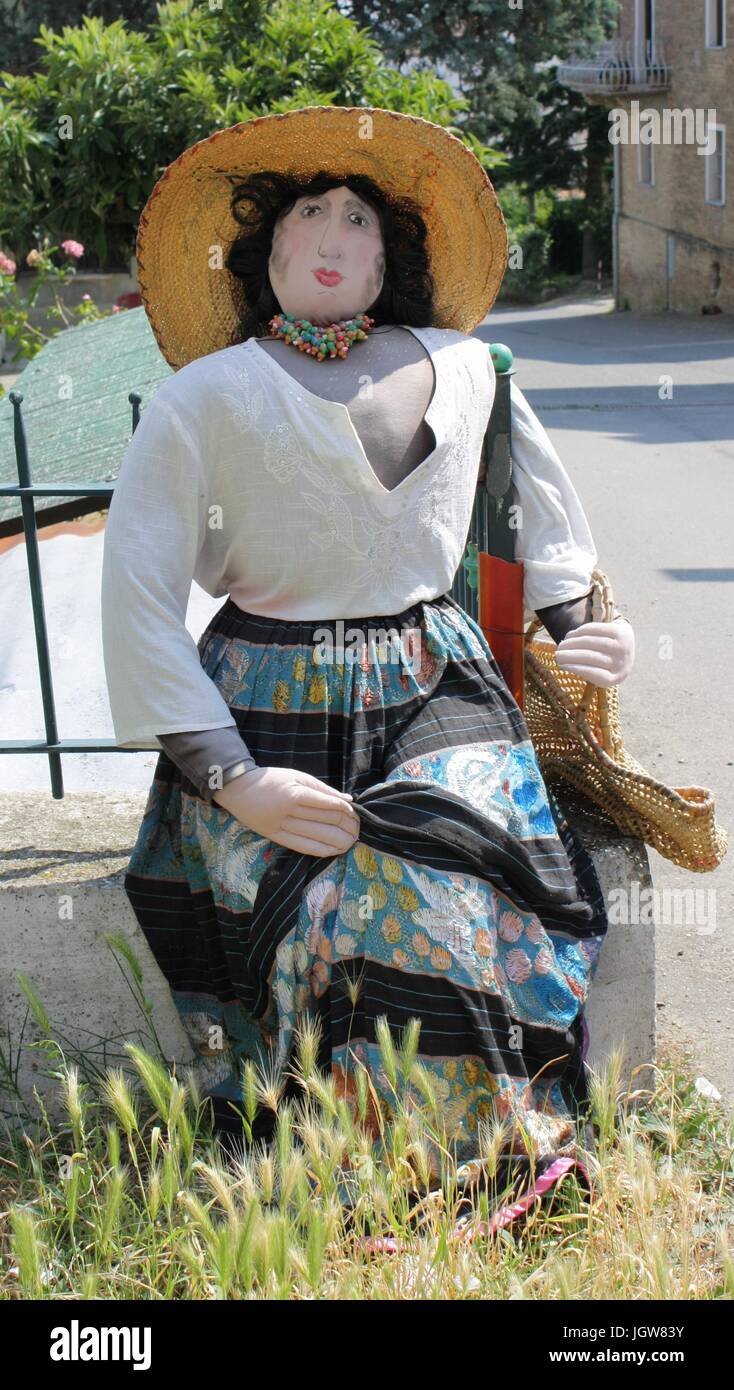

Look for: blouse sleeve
[100,381,238,749]
[508,377,598,613]
[157,726,257,801]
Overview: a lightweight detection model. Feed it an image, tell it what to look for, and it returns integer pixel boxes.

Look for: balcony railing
[557,39,672,97]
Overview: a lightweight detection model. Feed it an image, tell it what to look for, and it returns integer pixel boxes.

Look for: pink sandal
[358,1156,594,1254]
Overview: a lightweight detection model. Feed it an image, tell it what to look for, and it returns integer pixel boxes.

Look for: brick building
[558,0,732,312]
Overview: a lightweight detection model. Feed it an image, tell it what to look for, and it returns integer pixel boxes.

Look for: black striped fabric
[124,592,608,1170]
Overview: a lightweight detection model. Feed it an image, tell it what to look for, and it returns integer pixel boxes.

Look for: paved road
[479,296,734,1106]
[3,296,732,1103]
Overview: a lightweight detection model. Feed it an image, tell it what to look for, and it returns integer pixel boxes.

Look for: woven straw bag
[523,569,728,873]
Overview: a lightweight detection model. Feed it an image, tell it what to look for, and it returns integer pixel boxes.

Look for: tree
[0,1,160,75]
[341,1,619,261]
[0,0,500,269]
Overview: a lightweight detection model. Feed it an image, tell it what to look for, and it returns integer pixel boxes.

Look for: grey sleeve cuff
[535,587,594,644]
[156,725,258,801]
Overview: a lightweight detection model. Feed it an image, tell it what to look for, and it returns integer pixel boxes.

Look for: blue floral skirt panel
[124,592,607,1189]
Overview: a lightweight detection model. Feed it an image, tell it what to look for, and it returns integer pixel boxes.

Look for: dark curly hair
[223,169,436,340]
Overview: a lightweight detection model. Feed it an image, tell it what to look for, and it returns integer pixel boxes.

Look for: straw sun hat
[135,105,509,370]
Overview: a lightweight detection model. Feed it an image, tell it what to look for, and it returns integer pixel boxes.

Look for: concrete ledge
[0,792,196,1124]
[553,786,656,1089]
[0,789,655,1125]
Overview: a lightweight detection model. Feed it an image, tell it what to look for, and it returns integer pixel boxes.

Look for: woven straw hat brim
[135,105,509,370]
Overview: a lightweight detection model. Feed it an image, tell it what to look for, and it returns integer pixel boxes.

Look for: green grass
[2,996,733,1300]
[2,945,732,1299]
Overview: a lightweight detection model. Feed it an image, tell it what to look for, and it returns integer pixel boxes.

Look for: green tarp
[0,306,172,528]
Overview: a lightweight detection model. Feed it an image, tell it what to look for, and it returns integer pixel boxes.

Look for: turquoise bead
[489,342,513,373]
[462,541,479,591]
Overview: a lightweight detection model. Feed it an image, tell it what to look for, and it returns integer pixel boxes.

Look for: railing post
[129,390,142,432]
[8,391,65,797]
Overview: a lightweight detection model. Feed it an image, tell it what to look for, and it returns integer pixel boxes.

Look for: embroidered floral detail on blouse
[300,489,360,553]
[211,334,489,606]
[218,354,361,501]
[345,512,425,596]
[417,408,472,541]
[264,421,302,484]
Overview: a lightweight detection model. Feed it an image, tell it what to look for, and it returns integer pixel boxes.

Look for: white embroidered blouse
[100,325,598,748]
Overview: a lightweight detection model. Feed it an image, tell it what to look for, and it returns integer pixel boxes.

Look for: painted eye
[301,203,368,226]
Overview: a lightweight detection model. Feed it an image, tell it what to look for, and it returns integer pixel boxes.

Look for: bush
[0,238,115,392]
[547,191,613,277]
[547,198,586,275]
[583,189,614,274]
[503,226,553,300]
[0,0,501,272]
[495,184,552,301]
[495,182,612,300]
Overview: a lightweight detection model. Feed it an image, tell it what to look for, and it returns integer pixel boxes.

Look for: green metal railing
[0,346,514,799]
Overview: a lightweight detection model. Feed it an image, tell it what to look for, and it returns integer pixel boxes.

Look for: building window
[705,0,726,48]
[636,0,656,56]
[639,140,655,186]
[644,0,655,47]
[704,125,726,205]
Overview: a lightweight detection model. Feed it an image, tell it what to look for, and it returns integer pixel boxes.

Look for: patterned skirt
[124,592,608,1224]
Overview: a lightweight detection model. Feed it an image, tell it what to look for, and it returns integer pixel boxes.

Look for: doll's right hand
[212,765,360,857]
[555,615,635,687]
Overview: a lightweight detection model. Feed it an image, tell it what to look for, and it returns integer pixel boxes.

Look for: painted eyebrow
[296,194,371,214]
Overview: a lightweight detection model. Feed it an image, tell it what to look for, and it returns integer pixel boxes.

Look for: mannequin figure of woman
[102,111,634,1224]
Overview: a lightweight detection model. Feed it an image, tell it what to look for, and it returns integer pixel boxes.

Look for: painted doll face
[268,184,385,327]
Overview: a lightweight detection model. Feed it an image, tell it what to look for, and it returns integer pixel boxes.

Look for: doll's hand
[212,765,360,857]
[555,617,635,688]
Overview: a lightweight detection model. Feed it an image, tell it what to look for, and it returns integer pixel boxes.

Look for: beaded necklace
[267,309,375,361]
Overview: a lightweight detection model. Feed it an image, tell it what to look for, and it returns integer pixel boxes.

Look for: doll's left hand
[555,617,635,688]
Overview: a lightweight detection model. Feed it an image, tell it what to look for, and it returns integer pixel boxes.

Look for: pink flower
[498,910,524,943]
[403,760,423,777]
[525,918,545,945]
[505,948,532,984]
[533,946,554,975]
[0,252,16,275]
[114,291,142,310]
[60,239,84,259]
[80,293,91,302]
[111,305,121,313]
